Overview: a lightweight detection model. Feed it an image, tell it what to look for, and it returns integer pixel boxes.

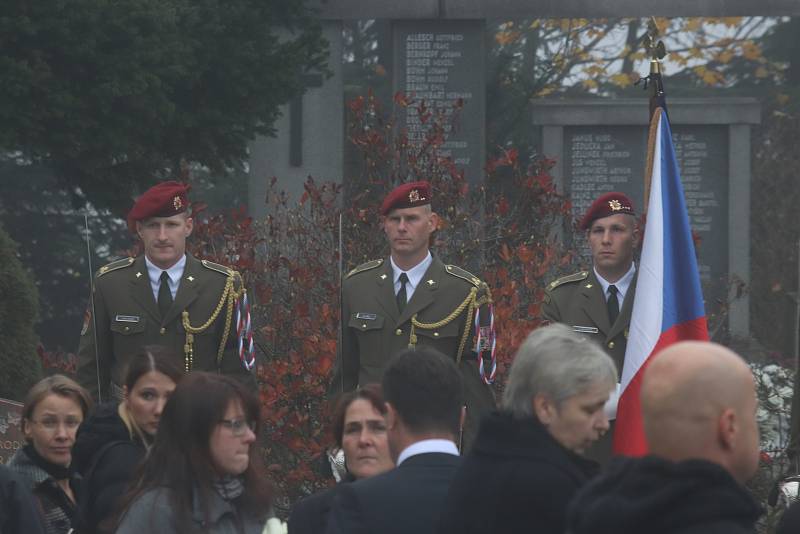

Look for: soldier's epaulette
[201,259,236,277]
[445,264,482,287]
[547,271,589,291]
[97,257,135,277]
[346,259,383,278]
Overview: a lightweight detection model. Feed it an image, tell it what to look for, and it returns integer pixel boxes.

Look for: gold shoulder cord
[181,272,246,372]
[408,285,493,364]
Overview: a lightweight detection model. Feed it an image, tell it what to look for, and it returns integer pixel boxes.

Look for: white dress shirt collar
[390,251,433,302]
[594,262,636,304]
[145,254,186,301]
[396,438,459,466]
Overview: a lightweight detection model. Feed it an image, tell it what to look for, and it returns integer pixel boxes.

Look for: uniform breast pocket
[110,316,147,335]
[348,313,385,333]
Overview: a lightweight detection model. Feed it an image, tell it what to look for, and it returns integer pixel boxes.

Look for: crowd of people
[2,181,798,533]
[3,328,799,534]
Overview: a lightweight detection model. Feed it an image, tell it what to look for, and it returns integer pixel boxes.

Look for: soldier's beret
[127,181,191,232]
[580,191,635,230]
[380,181,431,216]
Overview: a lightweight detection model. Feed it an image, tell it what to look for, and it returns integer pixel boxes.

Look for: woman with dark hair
[7,374,92,534]
[72,345,183,533]
[288,384,394,534]
[113,372,271,534]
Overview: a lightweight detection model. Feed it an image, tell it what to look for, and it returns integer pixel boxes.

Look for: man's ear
[533,393,556,426]
[385,402,398,430]
[717,407,738,451]
[429,211,440,232]
[135,221,144,240]
[184,216,194,237]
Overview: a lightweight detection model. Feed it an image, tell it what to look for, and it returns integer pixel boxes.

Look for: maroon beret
[127,181,190,232]
[380,181,431,216]
[580,191,635,230]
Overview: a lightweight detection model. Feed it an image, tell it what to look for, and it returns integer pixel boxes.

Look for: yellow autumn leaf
[741,41,762,61]
[699,69,724,86]
[684,18,702,32]
[689,47,705,59]
[529,20,540,29]
[535,85,555,98]
[717,50,734,64]
[582,79,598,90]
[610,73,633,87]
[722,17,742,28]
[776,93,790,105]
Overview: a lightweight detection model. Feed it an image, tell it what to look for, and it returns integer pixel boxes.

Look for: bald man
[565,341,762,534]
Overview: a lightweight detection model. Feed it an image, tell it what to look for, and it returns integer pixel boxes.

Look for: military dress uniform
[332,256,496,447]
[542,191,639,462]
[77,254,253,401]
[542,269,634,373]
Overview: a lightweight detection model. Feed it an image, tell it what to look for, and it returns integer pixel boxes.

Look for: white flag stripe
[620,114,664,393]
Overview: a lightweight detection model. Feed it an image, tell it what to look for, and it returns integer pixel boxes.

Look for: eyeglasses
[29,417,82,432]
[219,419,256,437]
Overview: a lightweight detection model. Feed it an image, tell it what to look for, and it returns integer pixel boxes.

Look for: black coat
[72,403,147,533]
[566,455,762,534]
[325,452,460,534]
[438,411,598,534]
[0,464,46,534]
[289,486,338,534]
[777,500,800,534]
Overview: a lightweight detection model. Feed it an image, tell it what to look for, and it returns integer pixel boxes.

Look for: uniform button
[395,329,403,336]
[433,332,440,337]
[124,326,130,332]
[361,324,367,329]
[608,341,615,349]
[160,327,166,335]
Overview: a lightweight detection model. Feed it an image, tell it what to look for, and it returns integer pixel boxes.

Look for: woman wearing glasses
[112,372,271,534]
[72,346,183,533]
[7,375,93,534]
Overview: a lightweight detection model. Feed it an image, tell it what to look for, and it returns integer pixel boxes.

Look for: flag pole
[642,17,667,213]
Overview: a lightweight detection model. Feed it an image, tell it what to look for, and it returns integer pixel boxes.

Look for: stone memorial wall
[534,99,759,335]
[564,124,729,297]
[393,20,485,183]
[0,398,24,464]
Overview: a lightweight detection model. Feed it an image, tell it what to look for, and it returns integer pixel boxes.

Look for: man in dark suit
[77,181,254,401]
[542,191,638,461]
[325,346,463,534]
[331,181,495,447]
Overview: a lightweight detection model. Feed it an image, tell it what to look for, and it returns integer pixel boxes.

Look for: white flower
[263,517,288,534]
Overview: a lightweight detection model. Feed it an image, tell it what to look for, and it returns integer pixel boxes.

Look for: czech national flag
[612,108,709,456]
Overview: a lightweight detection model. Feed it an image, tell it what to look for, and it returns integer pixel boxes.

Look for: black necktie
[607,284,619,326]
[158,271,173,317]
[396,273,409,313]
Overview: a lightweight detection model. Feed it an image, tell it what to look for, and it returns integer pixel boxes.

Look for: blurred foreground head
[503,323,617,454]
[642,341,760,484]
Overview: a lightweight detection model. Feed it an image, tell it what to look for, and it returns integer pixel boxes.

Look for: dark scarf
[213,475,245,501]
[23,443,71,480]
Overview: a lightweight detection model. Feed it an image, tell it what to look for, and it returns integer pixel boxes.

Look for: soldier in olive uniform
[332,181,496,447]
[542,191,639,461]
[77,181,254,401]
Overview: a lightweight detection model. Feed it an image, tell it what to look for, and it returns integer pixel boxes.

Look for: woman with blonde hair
[7,374,92,534]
